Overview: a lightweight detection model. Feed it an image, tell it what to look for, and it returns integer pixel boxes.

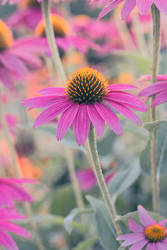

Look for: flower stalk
[0,93,46,250]
[41,0,85,212]
[88,126,122,236]
[151,4,161,213]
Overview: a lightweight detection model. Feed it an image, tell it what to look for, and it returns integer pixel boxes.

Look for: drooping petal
[139,82,167,97]
[98,0,123,19]
[95,103,122,136]
[158,219,167,226]
[38,87,65,96]
[73,105,90,146]
[121,0,136,20]
[104,98,141,125]
[136,0,154,15]
[0,222,30,238]
[121,233,145,247]
[151,90,167,106]
[87,104,105,137]
[146,242,156,250]
[129,239,148,250]
[129,218,143,233]
[56,103,79,141]
[33,99,72,128]
[22,95,67,109]
[0,231,18,250]
[138,205,156,227]
[106,92,148,111]
[154,0,167,15]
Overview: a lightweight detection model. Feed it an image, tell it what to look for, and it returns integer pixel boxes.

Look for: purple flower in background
[22,67,147,146]
[0,208,31,250]
[76,168,115,191]
[0,178,36,207]
[117,205,167,249]
[0,19,46,89]
[139,76,167,107]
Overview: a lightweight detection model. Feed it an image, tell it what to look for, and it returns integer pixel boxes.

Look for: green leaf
[72,237,97,250]
[108,160,141,202]
[97,129,117,157]
[64,208,79,234]
[86,196,120,250]
[143,120,167,132]
[140,121,167,175]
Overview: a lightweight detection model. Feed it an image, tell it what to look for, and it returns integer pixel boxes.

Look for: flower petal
[104,98,141,125]
[33,99,72,128]
[129,218,143,233]
[76,169,96,191]
[151,90,167,106]
[38,87,65,96]
[129,239,148,250]
[56,103,79,141]
[139,82,167,97]
[0,222,30,238]
[73,105,90,146]
[98,0,123,19]
[95,103,122,136]
[154,0,167,15]
[121,0,136,20]
[136,0,154,15]
[87,104,105,137]
[0,231,18,250]
[138,205,156,227]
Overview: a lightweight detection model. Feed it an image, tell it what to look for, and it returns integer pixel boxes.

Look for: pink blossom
[0,178,37,207]
[0,208,31,250]
[76,168,115,191]
[22,67,147,146]
[117,205,167,249]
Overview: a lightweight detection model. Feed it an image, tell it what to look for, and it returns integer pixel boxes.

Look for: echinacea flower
[0,178,36,207]
[22,67,147,146]
[76,168,115,191]
[0,207,30,250]
[92,0,167,20]
[139,75,167,107]
[0,19,46,89]
[117,205,167,249]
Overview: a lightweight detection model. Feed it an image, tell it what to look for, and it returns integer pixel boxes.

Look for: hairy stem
[151,4,161,213]
[0,95,45,250]
[88,126,122,236]
[41,0,85,212]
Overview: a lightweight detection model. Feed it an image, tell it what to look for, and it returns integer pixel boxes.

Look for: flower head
[0,19,46,89]
[117,205,167,249]
[0,178,36,207]
[22,67,147,146]
[0,207,31,250]
[93,0,167,20]
[139,75,167,107]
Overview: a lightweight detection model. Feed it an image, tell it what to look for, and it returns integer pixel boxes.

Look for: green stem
[151,4,161,213]
[88,126,122,236]
[41,0,66,84]
[41,0,85,212]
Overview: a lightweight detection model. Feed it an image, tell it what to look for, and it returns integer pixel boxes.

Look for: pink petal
[95,103,122,136]
[56,104,79,141]
[154,0,167,15]
[33,99,72,128]
[76,169,97,191]
[0,67,14,89]
[129,239,148,250]
[129,218,144,233]
[139,82,167,97]
[0,222,30,238]
[146,243,156,250]
[98,0,123,19]
[121,0,136,20]
[38,87,65,96]
[138,205,156,227]
[151,90,167,106]
[104,98,141,125]
[156,242,167,250]
[0,231,18,250]
[121,234,145,247]
[158,219,167,226]
[87,104,105,137]
[0,208,26,221]
[136,0,154,15]
[73,105,90,146]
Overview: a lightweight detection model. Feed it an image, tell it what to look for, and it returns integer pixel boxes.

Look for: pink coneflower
[0,178,36,207]
[0,207,30,250]
[76,168,115,191]
[0,19,46,89]
[92,0,167,20]
[22,67,147,146]
[117,205,167,249]
[139,75,167,107]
